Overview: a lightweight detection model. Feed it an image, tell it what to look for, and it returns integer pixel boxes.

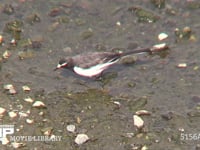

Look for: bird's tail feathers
[120,47,151,57]
[120,43,168,57]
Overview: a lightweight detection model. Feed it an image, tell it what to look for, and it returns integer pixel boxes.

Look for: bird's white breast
[73,61,117,77]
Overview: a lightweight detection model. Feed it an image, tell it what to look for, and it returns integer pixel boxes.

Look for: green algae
[128,6,160,23]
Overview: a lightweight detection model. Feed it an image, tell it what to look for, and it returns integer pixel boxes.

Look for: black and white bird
[54,44,168,78]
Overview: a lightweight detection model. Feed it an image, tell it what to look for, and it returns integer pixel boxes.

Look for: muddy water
[0,0,200,149]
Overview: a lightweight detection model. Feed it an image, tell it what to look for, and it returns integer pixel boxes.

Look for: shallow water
[0,0,200,149]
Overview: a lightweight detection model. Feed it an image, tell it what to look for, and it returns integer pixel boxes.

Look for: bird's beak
[53,64,62,71]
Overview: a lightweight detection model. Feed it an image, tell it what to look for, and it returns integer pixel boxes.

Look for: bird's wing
[72,52,120,68]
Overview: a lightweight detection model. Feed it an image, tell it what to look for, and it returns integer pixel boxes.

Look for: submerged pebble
[75,134,89,145]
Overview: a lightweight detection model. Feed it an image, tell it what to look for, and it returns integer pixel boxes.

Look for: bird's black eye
[59,59,67,65]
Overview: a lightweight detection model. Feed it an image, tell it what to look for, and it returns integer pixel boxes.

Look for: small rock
[113,101,121,107]
[178,128,184,132]
[26,118,34,124]
[177,63,187,68]
[77,117,81,124]
[158,32,168,41]
[22,85,31,92]
[8,111,17,118]
[3,84,17,94]
[126,132,135,138]
[116,21,121,26]
[12,142,25,148]
[26,110,31,114]
[141,145,148,150]
[0,35,3,44]
[39,111,44,116]
[9,88,17,94]
[2,50,11,59]
[133,115,144,129]
[0,107,6,115]
[41,127,53,136]
[18,112,28,118]
[135,110,151,116]
[10,38,17,46]
[4,84,14,90]
[1,137,9,145]
[32,101,46,108]
[24,97,34,103]
[66,124,76,133]
[193,66,199,71]
[75,134,89,145]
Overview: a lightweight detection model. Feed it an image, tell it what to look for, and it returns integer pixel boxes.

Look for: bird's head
[54,58,68,71]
